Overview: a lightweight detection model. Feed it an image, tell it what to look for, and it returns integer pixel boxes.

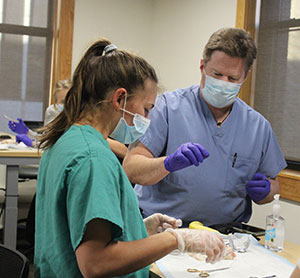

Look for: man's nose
[219,76,229,82]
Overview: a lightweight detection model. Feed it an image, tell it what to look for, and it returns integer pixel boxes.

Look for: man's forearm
[123,154,169,185]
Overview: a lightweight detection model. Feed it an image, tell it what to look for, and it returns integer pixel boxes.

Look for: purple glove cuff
[164,156,173,173]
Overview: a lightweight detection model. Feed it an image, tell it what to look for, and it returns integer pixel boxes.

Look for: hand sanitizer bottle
[265,194,285,252]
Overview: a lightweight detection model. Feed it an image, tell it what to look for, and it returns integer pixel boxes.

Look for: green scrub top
[34,125,149,278]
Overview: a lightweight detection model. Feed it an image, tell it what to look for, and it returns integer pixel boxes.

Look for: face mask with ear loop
[109,95,151,144]
[202,71,243,108]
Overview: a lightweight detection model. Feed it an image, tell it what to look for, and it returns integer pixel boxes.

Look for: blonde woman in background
[44,79,72,125]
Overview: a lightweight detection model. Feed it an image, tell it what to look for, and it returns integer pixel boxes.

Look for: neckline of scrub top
[70,124,111,149]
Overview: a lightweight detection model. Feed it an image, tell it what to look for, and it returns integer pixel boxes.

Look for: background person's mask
[56,103,64,113]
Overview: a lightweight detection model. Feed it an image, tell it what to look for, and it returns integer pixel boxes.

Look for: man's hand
[246,173,271,202]
[164,142,209,173]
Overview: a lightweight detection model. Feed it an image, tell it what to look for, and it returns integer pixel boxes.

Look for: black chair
[0,244,29,278]
[17,166,37,258]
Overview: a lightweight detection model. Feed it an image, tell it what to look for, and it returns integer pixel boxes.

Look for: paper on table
[0,142,29,150]
[156,235,294,278]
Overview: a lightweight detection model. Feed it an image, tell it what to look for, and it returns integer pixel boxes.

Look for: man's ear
[112,88,127,111]
[200,59,204,72]
[244,69,251,80]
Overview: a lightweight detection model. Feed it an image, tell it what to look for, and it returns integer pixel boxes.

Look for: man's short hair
[203,28,257,75]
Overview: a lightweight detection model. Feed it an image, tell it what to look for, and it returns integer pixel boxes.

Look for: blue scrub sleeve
[66,156,124,250]
[139,95,169,157]
[258,123,287,178]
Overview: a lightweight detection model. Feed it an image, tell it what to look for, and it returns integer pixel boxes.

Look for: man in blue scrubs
[123,28,287,227]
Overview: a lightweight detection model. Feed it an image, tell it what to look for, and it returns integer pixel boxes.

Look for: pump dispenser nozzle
[272,194,280,220]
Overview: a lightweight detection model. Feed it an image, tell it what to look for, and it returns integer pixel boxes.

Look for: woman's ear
[112,88,127,111]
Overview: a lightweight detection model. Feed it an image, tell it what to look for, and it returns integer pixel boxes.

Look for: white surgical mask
[109,97,150,144]
[202,73,242,108]
[56,103,64,113]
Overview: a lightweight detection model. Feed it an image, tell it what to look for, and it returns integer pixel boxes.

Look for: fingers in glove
[252,172,267,180]
[185,143,203,165]
[175,219,182,227]
[162,214,176,223]
[182,143,208,166]
[247,180,269,188]
[205,248,216,264]
[157,226,164,233]
[162,216,182,230]
[8,121,15,129]
[181,144,199,166]
[195,143,209,159]
[206,235,224,263]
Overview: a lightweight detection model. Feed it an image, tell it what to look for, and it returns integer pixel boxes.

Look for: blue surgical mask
[202,73,242,108]
[109,97,151,144]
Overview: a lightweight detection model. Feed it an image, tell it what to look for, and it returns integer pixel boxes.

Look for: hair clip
[102,44,118,56]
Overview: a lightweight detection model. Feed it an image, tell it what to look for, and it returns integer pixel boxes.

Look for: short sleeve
[139,95,168,157]
[66,155,124,250]
[258,122,287,178]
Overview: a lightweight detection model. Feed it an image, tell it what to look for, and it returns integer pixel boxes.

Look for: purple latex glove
[16,134,33,147]
[246,173,271,202]
[8,118,29,134]
[164,142,209,173]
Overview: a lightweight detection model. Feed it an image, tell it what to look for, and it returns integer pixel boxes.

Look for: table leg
[3,165,19,249]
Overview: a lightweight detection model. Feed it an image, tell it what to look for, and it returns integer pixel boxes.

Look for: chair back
[0,244,29,278]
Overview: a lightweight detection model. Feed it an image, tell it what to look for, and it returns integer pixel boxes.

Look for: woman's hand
[144,213,182,236]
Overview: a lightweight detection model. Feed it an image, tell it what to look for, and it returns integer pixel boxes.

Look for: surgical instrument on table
[249,275,276,278]
[187,267,230,277]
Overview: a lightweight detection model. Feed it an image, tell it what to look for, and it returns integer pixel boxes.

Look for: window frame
[235,0,300,203]
[50,0,74,104]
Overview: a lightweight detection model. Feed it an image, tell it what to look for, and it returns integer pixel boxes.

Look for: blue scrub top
[135,84,287,226]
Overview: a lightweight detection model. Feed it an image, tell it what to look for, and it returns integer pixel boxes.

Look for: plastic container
[265,194,285,252]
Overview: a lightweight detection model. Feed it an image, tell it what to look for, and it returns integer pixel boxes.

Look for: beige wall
[72,0,153,75]
[72,0,300,245]
[72,0,237,91]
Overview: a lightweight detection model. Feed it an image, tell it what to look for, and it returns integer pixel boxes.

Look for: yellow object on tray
[189,221,219,233]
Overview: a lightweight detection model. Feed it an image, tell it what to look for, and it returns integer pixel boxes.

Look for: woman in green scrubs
[34,39,225,278]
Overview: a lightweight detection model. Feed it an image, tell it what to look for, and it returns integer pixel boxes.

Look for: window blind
[254,0,300,163]
[0,0,54,134]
